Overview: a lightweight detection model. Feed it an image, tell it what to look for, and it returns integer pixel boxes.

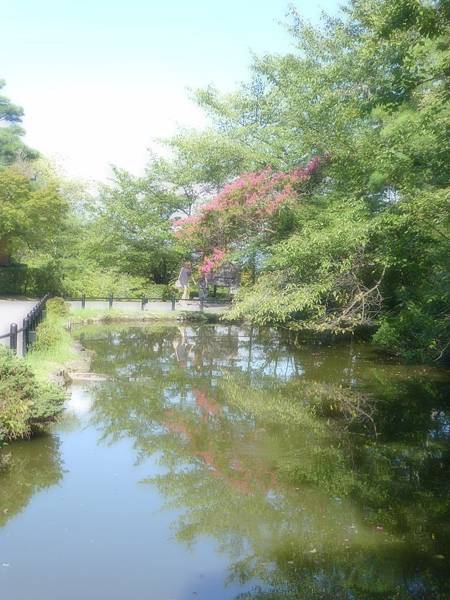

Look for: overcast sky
[1,0,340,183]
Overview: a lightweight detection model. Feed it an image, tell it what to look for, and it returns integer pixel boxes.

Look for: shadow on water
[75,323,450,600]
[0,434,63,528]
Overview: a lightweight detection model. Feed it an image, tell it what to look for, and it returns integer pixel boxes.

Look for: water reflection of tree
[81,324,450,599]
[0,434,63,527]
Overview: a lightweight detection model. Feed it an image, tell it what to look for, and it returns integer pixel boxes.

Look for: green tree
[87,168,183,283]
[170,0,449,361]
[0,166,68,266]
[0,79,38,165]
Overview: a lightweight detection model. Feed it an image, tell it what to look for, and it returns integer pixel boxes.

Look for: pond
[1,323,449,599]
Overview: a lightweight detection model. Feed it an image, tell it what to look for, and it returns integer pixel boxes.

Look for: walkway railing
[0,293,230,355]
[66,294,230,312]
[0,294,49,355]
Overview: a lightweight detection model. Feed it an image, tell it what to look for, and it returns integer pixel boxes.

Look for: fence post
[108,294,113,309]
[81,294,86,309]
[28,307,37,347]
[10,323,17,353]
[141,296,146,310]
[22,317,28,355]
[171,297,176,311]
[200,298,204,312]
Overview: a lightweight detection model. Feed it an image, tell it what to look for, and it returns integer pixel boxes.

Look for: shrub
[0,347,65,443]
[62,268,166,298]
[0,262,64,296]
[46,297,69,316]
[162,284,181,301]
[33,318,63,351]
[373,303,449,363]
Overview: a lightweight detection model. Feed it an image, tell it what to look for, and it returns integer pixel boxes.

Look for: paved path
[0,299,37,334]
[0,298,37,351]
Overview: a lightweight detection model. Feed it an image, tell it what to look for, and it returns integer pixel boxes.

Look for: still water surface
[1,323,449,599]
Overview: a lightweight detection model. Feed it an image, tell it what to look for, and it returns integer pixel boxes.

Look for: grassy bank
[25,313,78,382]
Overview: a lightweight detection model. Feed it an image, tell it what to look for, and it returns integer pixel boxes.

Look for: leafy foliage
[0,166,68,264]
[0,80,38,165]
[175,157,324,255]
[85,168,184,283]
[168,0,450,362]
[45,297,70,317]
[0,347,65,443]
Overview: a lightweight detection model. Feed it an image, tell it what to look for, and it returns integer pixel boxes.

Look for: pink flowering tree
[173,156,326,274]
[199,248,226,276]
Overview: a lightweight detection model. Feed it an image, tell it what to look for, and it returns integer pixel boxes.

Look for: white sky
[1,0,340,183]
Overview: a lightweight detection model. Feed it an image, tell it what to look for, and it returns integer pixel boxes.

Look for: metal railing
[0,294,49,355]
[0,293,230,355]
[66,293,230,312]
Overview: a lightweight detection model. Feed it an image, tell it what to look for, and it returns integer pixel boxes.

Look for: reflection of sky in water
[65,384,93,417]
[429,410,450,439]
[239,348,305,380]
[164,387,191,406]
[173,326,305,382]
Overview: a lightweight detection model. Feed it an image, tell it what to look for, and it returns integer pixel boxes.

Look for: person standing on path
[198,272,208,301]
[177,261,193,301]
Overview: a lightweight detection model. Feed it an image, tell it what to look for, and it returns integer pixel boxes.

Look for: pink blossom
[199,247,226,274]
[176,155,327,249]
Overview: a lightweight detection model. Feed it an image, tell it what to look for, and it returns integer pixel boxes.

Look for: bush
[46,297,69,316]
[0,262,65,296]
[161,284,181,301]
[210,286,231,299]
[0,347,65,443]
[33,318,63,352]
[373,303,449,363]
[0,261,169,298]
[62,267,166,298]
